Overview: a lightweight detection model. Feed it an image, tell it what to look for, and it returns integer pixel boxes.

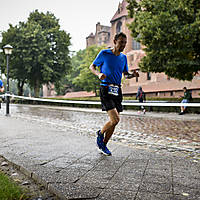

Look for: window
[116,21,122,33]
[118,8,120,14]
[170,91,173,96]
[132,39,141,50]
[147,72,151,80]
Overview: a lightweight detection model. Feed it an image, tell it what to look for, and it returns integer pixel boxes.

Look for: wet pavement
[4,104,200,157]
[0,104,200,199]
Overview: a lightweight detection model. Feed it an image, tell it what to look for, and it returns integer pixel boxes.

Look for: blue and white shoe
[100,143,112,156]
[96,130,104,149]
[96,130,112,156]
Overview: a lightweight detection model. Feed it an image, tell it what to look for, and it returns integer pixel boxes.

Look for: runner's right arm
[89,64,106,80]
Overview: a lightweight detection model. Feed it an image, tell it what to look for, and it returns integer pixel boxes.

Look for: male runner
[89,32,138,155]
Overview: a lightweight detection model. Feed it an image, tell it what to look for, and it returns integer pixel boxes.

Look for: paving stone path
[0,104,199,199]
[7,104,200,156]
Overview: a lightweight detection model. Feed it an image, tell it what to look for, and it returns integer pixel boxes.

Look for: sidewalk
[0,111,200,199]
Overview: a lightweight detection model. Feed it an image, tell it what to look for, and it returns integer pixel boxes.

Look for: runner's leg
[101,108,119,144]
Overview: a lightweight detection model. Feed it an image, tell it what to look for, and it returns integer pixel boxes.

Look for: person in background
[179,87,192,115]
[89,32,139,156]
[0,79,4,93]
[0,79,4,109]
[136,86,146,114]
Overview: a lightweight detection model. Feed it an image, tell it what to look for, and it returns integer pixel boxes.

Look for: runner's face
[114,36,127,52]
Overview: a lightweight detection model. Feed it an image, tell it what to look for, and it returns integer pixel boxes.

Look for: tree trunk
[34,79,40,97]
[17,80,25,96]
[94,85,97,97]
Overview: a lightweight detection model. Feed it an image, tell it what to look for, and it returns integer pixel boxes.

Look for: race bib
[108,85,119,96]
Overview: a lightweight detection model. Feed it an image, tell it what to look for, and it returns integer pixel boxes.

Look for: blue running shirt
[93,49,128,85]
[0,80,3,88]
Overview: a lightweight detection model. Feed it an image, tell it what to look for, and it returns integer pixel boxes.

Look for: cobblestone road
[2,104,199,160]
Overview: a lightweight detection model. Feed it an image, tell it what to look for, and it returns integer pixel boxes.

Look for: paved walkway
[5,104,200,154]
[0,105,200,199]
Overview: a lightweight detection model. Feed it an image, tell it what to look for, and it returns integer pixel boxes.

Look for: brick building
[86,22,111,48]
[86,0,200,98]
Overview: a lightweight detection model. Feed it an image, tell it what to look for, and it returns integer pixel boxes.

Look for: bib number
[108,85,119,96]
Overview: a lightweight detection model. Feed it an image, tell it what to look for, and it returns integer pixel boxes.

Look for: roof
[110,0,129,23]
[122,79,200,94]
[63,91,96,98]
[86,33,95,39]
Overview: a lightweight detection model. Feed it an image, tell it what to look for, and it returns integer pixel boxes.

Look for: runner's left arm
[124,70,139,79]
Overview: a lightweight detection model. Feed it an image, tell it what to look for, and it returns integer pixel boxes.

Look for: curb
[1,155,67,200]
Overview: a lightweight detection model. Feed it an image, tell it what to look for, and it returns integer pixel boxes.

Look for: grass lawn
[0,170,26,200]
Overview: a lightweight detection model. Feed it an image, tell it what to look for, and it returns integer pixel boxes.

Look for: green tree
[73,45,105,95]
[67,49,87,91]
[1,10,71,97]
[127,0,200,81]
[54,49,86,95]
[0,25,26,95]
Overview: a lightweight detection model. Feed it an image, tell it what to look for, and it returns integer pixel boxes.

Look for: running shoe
[96,130,104,149]
[179,112,184,115]
[100,143,112,156]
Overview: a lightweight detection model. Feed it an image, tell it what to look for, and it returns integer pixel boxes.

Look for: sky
[0,0,121,52]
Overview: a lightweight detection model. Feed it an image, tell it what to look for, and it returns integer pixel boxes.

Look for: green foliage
[54,49,86,95]
[69,49,86,91]
[1,10,71,97]
[127,0,200,81]
[0,171,26,200]
[72,45,105,95]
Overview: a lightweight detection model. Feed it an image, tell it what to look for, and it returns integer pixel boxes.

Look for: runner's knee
[110,116,120,126]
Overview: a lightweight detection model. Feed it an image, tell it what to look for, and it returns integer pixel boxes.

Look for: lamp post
[3,44,13,116]
[0,49,3,78]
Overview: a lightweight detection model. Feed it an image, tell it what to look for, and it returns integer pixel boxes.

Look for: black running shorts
[100,86,123,113]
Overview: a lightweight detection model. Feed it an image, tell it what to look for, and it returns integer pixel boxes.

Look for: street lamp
[3,44,13,116]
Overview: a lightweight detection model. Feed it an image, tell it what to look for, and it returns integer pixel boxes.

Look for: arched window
[116,21,122,33]
[132,39,141,50]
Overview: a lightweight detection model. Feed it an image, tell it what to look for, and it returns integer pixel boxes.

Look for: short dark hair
[183,87,187,90]
[114,32,127,41]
